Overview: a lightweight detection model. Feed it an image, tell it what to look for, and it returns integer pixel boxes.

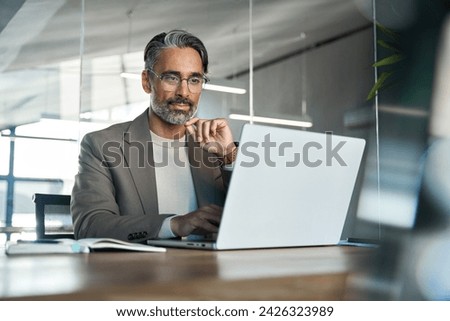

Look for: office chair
[32,193,74,239]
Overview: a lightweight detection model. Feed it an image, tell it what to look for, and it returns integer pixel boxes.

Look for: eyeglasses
[147,68,209,94]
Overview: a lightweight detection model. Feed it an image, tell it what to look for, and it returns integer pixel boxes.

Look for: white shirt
[150,131,197,238]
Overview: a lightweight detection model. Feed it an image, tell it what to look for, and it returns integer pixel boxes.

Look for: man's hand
[170,204,223,237]
[185,117,235,157]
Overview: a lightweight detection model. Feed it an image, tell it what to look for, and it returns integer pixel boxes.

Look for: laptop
[147,123,366,250]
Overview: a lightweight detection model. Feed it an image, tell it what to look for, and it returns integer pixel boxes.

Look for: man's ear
[141,70,152,94]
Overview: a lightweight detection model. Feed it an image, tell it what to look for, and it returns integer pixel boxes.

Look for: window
[0,136,9,175]
[0,181,7,226]
[13,137,78,180]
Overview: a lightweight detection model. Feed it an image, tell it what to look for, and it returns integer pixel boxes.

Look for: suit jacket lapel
[122,108,159,215]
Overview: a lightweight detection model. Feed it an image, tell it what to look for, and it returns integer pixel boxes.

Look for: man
[71,30,237,242]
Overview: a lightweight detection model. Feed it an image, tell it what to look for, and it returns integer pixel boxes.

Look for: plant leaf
[372,53,404,67]
[376,22,399,41]
[367,71,393,101]
[377,39,400,52]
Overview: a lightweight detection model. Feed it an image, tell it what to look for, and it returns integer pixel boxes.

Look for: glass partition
[237,0,377,241]
[356,0,448,238]
[0,0,398,244]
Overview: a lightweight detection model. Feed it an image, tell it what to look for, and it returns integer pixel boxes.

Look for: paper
[5,238,166,255]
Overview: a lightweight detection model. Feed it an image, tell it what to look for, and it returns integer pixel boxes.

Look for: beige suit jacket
[71,108,228,242]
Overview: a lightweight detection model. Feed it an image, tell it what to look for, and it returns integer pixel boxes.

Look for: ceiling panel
[2,0,371,76]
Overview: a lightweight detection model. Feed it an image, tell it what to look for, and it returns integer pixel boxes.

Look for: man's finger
[185,117,199,126]
[199,204,223,215]
[185,124,196,137]
[192,214,220,232]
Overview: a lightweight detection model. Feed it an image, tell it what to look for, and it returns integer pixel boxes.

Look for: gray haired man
[71,30,237,242]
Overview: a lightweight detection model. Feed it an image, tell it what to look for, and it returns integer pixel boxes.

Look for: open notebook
[5,238,166,255]
[147,123,366,250]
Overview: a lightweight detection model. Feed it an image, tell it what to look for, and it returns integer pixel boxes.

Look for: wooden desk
[0,245,373,300]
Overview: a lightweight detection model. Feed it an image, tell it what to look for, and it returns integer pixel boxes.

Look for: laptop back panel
[215,124,366,250]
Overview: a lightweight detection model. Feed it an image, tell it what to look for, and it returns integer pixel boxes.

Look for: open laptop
[147,123,366,250]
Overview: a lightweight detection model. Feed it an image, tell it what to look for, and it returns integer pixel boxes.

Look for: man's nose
[175,79,190,96]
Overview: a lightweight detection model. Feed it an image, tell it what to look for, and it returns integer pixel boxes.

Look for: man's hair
[144,29,209,73]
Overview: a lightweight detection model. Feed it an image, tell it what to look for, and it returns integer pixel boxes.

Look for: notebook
[147,123,366,250]
[6,238,166,255]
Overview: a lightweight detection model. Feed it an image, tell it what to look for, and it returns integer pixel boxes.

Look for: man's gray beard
[151,97,197,125]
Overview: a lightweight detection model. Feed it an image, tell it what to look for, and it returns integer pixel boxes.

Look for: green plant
[367,22,405,101]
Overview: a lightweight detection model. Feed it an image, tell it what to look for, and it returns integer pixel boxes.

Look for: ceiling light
[229,114,313,128]
[203,83,246,95]
[120,72,140,80]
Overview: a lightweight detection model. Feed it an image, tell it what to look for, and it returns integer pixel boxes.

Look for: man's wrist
[158,216,177,239]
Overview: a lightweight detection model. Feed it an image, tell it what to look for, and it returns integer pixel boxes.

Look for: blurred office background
[0,0,449,289]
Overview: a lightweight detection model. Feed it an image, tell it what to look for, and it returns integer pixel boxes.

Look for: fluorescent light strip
[120,72,140,79]
[229,114,313,128]
[203,83,246,95]
[120,72,246,94]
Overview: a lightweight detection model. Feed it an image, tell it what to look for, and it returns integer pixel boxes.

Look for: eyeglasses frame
[146,68,209,93]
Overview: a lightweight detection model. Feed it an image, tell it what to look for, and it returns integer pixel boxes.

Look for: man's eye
[162,74,179,83]
[189,77,202,85]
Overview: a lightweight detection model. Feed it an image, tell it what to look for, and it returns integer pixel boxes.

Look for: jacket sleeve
[70,133,170,242]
